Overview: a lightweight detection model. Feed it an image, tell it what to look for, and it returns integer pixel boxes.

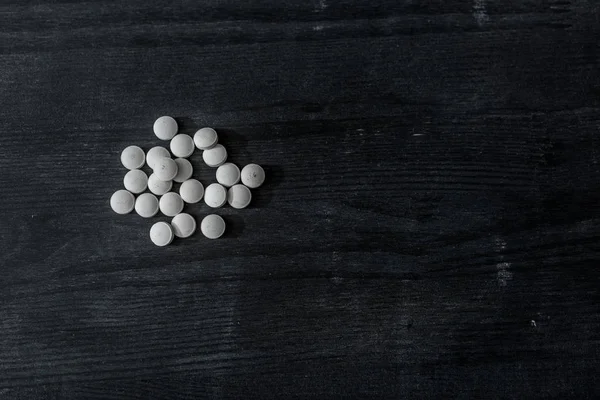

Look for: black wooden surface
[1,0,599,398]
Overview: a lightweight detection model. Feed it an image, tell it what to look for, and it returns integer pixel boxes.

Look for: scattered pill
[150,221,174,246]
[179,179,204,204]
[194,127,218,150]
[121,145,145,170]
[123,169,148,194]
[201,214,226,239]
[147,173,173,196]
[153,116,178,141]
[171,213,196,238]
[173,158,193,183]
[204,183,227,208]
[146,146,171,170]
[216,163,240,187]
[135,193,159,218]
[170,134,195,158]
[227,184,252,209]
[159,192,184,216]
[110,189,135,214]
[202,144,227,167]
[153,157,178,181]
[112,116,265,243]
[241,164,265,188]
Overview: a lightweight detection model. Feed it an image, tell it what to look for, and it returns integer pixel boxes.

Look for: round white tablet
[134,193,159,218]
[147,173,173,196]
[202,144,227,167]
[173,158,193,183]
[150,221,174,246]
[171,213,196,238]
[241,164,265,188]
[146,146,171,170]
[110,189,135,214]
[170,134,195,158]
[227,184,252,209]
[153,157,178,181]
[216,163,240,187]
[194,127,218,150]
[123,169,148,194]
[204,183,227,208]
[120,145,145,170]
[159,192,184,217]
[179,179,204,204]
[153,116,178,141]
[201,214,226,239]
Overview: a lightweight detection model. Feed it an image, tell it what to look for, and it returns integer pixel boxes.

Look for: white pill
[135,193,159,218]
[202,144,227,167]
[147,173,173,196]
[150,221,174,246]
[241,164,265,188]
[204,183,227,208]
[123,169,148,194]
[153,157,178,181]
[120,145,145,170]
[216,163,240,187]
[146,146,171,170]
[153,116,178,141]
[159,192,184,217]
[201,214,226,239]
[194,127,218,150]
[170,134,195,158]
[227,184,252,209]
[110,189,135,214]
[173,158,193,183]
[171,213,196,238]
[179,179,204,204]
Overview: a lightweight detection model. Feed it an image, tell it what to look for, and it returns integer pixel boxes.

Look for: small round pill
[146,146,171,170]
[150,221,174,246]
[171,213,196,238]
[120,145,145,170]
[194,127,218,150]
[153,116,178,141]
[173,158,193,183]
[170,134,195,158]
[110,189,135,214]
[147,173,173,196]
[201,214,226,239]
[123,169,148,194]
[241,164,265,188]
[179,179,204,204]
[204,183,227,208]
[153,157,178,181]
[216,163,240,187]
[159,192,184,217]
[227,184,252,209]
[203,144,227,167]
[134,193,159,218]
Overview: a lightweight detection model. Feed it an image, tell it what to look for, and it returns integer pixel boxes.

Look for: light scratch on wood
[473,0,489,26]
[315,0,327,12]
[495,237,513,287]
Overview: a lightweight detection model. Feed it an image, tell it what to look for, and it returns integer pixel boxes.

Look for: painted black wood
[0,1,599,398]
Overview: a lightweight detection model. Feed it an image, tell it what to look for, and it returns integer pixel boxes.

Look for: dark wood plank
[0,0,599,398]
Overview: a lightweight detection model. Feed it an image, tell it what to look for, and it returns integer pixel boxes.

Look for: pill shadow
[216,128,250,164]
[174,117,199,135]
[221,214,245,239]
[250,165,283,208]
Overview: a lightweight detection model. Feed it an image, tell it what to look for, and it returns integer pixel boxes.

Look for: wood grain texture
[0,0,599,398]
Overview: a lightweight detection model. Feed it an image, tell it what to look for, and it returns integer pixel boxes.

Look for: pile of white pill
[110,116,265,246]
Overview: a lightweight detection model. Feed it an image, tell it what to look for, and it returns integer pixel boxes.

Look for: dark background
[1,0,599,398]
